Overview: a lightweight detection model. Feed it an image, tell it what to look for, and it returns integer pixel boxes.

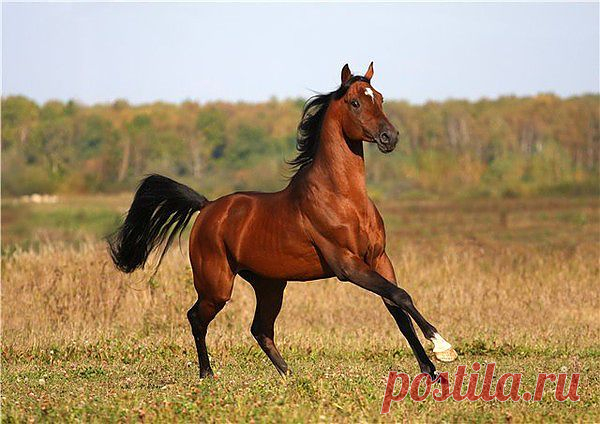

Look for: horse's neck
[307,117,368,199]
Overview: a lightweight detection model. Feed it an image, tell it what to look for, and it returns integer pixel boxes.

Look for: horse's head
[334,62,399,153]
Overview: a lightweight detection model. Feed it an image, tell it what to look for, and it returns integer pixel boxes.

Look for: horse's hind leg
[187,297,225,378]
[246,276,290,377]
[187,265,234,378]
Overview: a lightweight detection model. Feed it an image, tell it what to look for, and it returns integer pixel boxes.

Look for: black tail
[108,174,209,273]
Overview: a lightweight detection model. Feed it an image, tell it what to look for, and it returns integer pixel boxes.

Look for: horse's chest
[321,213,382,254]
[361,221,385,260]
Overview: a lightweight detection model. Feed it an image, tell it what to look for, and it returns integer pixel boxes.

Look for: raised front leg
[329,251,457,363]
[374,254,437,377]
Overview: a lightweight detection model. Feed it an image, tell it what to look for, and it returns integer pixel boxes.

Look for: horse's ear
[364,62,374,82]
[341,64,352,84]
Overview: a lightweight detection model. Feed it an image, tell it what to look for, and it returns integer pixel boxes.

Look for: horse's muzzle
[376,128,399,153]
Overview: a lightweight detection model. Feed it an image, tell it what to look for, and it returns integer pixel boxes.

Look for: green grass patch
[3,339,598,422]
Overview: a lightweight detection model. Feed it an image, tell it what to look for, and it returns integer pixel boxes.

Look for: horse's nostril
[381,132,390,142]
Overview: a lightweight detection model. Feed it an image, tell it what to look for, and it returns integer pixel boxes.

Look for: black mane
[288,75,370,175]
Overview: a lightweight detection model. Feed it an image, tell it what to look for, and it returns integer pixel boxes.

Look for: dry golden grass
[3,238,599,352]
[2,196,599,422]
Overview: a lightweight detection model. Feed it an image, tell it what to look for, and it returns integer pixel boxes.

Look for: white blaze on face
[364,87,375,103]
[431,333,452,353]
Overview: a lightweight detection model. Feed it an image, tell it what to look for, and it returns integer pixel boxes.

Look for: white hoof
[434,347,458,362]
[431,333,458,362]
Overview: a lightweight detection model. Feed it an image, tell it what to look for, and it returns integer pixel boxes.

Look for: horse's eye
[351,100,360,109]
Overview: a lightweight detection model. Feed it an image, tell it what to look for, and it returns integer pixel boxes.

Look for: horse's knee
[251,320,275,346]
[250,323,262,340]
[251,330,274,350]
[391,289,413,308]
[250,322,265,339]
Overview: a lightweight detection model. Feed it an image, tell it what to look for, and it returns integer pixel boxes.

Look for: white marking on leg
[364,87,375,103]
[431,333,452,353]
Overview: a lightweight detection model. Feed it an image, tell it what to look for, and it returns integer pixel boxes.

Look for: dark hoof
[199,369,214,379]
[278,368,292,378]
[430,370,448,384]
[421,364,437,381]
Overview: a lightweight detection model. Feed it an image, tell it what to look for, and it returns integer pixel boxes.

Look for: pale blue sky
[2,2,599,105]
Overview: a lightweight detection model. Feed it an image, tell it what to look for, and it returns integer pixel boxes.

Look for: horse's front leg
[373,253,437,377]
[331,252,458,363]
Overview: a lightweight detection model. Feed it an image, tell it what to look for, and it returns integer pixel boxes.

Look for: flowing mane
[288,75,370,175]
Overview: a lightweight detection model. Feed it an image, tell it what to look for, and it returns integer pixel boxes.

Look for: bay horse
[109,63,458,380]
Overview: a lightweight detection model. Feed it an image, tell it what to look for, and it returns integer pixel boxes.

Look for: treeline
[2,94,598,199]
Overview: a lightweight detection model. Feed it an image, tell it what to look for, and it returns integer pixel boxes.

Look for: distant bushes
[1,94,598,198]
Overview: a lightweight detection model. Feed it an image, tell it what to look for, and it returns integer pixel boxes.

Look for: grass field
[2,195,599,422]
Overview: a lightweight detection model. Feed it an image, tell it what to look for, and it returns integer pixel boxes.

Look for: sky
[2,2,599,105]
